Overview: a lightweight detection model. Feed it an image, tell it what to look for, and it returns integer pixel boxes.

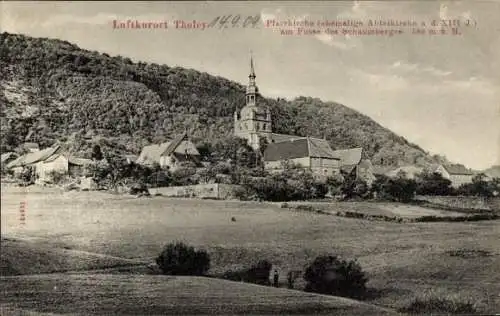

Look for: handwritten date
[207,15,260,29]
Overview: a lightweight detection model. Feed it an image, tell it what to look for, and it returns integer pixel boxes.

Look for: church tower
[234,55,272,150]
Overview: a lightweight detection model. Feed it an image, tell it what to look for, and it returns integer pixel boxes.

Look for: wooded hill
[0,32,444,167]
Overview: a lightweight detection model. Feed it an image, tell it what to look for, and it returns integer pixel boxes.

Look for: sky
[2,1,499,169]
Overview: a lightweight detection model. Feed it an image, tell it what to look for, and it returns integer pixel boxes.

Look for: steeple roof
[249,54,256,78]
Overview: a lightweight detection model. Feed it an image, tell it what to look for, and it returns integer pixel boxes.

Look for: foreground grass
[1,189,499,313]
[0,274,397,315]
[1,238,148,276]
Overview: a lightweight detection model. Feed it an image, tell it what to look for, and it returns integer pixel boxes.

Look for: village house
[263,137,341,177]
[6,145,92,182]
[6,145,61,178]
[234,57,365,177]
[432,164,474,188]
[136,132,200,171]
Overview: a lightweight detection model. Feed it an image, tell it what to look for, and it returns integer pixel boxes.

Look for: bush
[371,174,416,202]
[304,255,368,298]
[156,242,210,276]
[47,170,66,184]
[399,295,477,314]
[341,178,371,200]
[238,168,328,201]
[18,166,35,185]
[222,260,272,285]
[415,171,453,196]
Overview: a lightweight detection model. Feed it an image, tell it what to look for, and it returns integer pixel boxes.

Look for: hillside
[0,274,397,315]
[484,165,500,178]
[1,237,147,276]
[1,32,440,167]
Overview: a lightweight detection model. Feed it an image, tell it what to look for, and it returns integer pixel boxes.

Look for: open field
[1,186,500,314]
[0,274,397,315]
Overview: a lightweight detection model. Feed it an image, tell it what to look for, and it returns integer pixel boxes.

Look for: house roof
[263,137,339,162]
[332,147,363,165]
[358,159,373,170]
[6,145,61,168]
[331,147,363,173]
[22,142,39,150]
[1,152,18,164]
[269,133,305,144]
[68,157,92,166]
[136,133,200,165]
[442,164,474,175]
[162,131,188,157]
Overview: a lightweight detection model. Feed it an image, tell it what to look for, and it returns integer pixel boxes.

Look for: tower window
[263,124,267,130]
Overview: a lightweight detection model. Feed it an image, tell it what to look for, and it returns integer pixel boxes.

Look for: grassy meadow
[1,186,499,314]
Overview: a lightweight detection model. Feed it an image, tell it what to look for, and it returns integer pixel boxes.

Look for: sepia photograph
[1,1,499,315]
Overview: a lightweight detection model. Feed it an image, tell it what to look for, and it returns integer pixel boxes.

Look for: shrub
[415,171,453,196]
[371,174,416,202]
[47,170,66,184]
[18,166,35,185]
[399,295,477,314]
[156,242,210,276]
[222,260,273,285]
[238,168,328,201]
[341,178,371,200]
[304,255,368,298]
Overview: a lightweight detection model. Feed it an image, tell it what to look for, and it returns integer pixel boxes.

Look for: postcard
[1,1,499,315]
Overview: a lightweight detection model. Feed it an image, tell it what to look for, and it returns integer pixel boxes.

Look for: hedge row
[283,205,499,223]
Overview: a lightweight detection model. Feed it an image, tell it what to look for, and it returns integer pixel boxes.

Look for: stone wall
[416,195,500,211]
[150,184,242,200]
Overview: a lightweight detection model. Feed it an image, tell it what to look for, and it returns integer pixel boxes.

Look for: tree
[212,136,257,168]
[415,171,452,196]
[304,255,368,298]
[258,136,269,157]
[341,178,370,200]
[372,173,416,202]
[156,242,210,276]
[456,173,498,197]
[91,144,103,161]
[326,174,344,196]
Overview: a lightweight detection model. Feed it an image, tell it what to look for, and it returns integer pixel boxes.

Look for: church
[233,57,343,177]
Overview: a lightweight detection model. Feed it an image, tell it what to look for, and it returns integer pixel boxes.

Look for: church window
[263,123,267,130]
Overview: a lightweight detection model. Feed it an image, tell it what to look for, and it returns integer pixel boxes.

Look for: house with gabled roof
[432,163,474,188]
[6,145,92,182]
[136,132,200,171]
[331,147,363,175]
[263,137,341,177]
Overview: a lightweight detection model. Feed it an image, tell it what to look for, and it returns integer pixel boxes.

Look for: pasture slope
[1,187,500,314]
[0,274,396,315]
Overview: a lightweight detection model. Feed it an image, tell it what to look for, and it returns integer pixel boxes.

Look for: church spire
[249,53,256,79]
[246,52,258,105]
